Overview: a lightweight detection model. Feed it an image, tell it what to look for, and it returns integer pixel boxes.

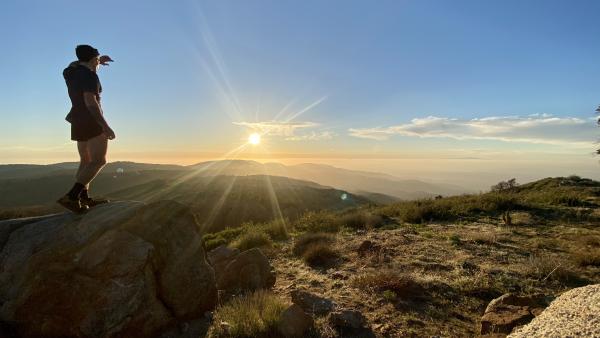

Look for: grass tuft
[209,290,288,338]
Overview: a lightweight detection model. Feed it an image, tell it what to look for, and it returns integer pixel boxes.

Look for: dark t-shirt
[63,63,102,123]
[63,63,103,141]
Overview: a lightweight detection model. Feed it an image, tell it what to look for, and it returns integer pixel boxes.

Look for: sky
[0,0,599,185]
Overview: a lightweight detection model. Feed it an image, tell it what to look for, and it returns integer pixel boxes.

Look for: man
[57,44,116,213]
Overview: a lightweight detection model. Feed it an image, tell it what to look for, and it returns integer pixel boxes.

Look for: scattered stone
[329,310,367,329]
[330,270,348,280]
[277,304,314,338]
[508,284,600,338]
[216,248,276,293]
[357,240,381,256]
[459,260,479,271]
[480,293,552,335]
[291,290,335,315]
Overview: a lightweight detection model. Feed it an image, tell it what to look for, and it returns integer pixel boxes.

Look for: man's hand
[99,55,114,66]
[103,127,116,140]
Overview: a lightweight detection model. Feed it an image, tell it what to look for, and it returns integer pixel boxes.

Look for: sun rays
[138,7,333,235]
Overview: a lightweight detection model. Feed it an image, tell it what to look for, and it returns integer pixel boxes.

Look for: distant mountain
[0,160,470,209]
[0,161,183,179]
[188,160,471,199]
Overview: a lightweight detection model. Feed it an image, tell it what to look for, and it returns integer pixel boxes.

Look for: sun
[248,133,261,145]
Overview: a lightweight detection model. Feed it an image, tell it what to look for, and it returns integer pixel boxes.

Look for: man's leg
[58,139,97,212]
[76,140,91,187]
[77,133,108,186]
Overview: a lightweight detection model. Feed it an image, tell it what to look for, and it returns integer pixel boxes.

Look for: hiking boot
[81,197,110,208]
[57,195,89,214]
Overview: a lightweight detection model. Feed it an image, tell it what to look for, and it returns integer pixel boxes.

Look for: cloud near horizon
[348,115,596,148]
[233,121,335,141]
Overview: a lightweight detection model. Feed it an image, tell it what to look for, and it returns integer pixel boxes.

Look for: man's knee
[90,158,107,168]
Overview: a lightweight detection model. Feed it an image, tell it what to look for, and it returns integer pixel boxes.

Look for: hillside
[108,174,369,233]
[199,176,600,337]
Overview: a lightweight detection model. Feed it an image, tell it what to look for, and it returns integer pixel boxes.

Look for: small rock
[329,310,367,329]
[357,240,381,256]
[480,293,551,334]
[330,270,348,280]
[277,304,314,338]
[291,290,335,315]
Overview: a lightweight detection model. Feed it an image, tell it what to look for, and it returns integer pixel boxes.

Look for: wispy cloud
[234,121,334,141]
[349,114,596,148]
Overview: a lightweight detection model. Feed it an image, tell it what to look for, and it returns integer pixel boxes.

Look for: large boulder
[508,284,600,338]
[480,293,551,335]
[0,200,217,338]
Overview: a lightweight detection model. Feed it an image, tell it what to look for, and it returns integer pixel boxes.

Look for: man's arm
[84,92,115,139]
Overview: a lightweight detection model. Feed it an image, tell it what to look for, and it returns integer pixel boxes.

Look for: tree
[597,105,600,155]
[491,178,519,192]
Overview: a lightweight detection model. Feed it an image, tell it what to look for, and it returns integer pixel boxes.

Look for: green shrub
[294,211,340,233]
[255,220,289,241]
[448,234,461,246]
[233,231,273,251]
[382,290,397,301]
[203,227,245,251]
[209,290,288,338]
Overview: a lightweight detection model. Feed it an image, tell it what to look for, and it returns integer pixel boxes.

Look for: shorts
[71,118,104,141]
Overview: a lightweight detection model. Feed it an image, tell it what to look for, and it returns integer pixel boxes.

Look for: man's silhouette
[57,45,116,213]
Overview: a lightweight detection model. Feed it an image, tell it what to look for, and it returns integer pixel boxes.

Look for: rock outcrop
[508,284,600,338]
[0,201,217,338]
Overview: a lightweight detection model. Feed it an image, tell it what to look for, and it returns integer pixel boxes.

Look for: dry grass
[351,270,425,298]
[465,231,498,245]
[571,249,600,267]
[524,254,576,283]
[209,290,288,338]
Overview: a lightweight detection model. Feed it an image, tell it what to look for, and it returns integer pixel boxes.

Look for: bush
[301,243,340,267]
[255,220,289,241]
[292,233,336,256]
[338,210,384,230]
[203,227,245,251]
[294,211,340,233]
[209,290,288,338]
[233,231,273,251]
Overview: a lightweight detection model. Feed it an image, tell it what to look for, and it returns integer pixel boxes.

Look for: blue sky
[0,0,598,181]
